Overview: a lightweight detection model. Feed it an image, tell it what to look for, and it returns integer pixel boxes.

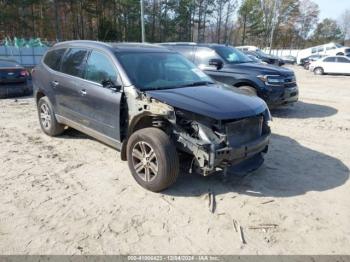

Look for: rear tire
[37,96,65,136]
[127,128,179,192]
[238,86,257,96]
[336,53,344,56]
[314,67,324,75]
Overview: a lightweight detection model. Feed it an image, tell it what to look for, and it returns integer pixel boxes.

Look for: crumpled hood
[224,63,294,76]
[145,84,268,120]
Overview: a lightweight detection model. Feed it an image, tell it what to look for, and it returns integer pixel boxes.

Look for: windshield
[215,46,253,63]
[116,52,214,91]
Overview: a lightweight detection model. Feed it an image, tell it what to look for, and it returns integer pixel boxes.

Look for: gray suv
[32,41,271,192]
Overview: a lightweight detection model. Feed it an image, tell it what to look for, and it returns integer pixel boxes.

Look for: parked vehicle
[32,41,271,192]
[246,54,267,64]
[296,42,350,65]
[0,58,32,98]
[299,54,325,69]
[160,43,298,107]
[309,56,350,75]
[281,55,296,65]
[236,46,284,66]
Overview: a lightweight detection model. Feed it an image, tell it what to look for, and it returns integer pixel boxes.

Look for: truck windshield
[116,52,214,91]
[215,46,253,64]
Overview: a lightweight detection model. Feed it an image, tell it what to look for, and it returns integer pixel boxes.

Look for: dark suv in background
[32,41,271,192]
[160,43,298,107]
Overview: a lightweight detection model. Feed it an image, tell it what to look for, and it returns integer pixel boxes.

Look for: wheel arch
[35,89,46,104]
[121,113,171,161]
[232,80,259,90]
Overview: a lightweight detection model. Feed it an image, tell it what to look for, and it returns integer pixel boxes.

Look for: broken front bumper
[213,132,270,169]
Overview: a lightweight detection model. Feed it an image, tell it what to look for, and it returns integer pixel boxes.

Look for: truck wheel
[37,96,65,136]
[336,53,344,56]
[314,67,324,75]
[127,128,179,192]
[238,86,257,96]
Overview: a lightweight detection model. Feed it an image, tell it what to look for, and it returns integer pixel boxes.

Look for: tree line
[0,0,349,49]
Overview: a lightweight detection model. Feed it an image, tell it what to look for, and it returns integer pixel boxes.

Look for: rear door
[55,48,88,121]
[79,50,122,141]
[322,57,336,73]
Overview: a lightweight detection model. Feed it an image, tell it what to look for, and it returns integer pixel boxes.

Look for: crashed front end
[172,108,271,175]
[126,91,271,176]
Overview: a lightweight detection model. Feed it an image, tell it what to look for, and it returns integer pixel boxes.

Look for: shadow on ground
[165,134,349,198]
[271,101,338,119]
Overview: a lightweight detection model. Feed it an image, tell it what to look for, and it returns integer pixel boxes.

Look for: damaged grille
[225,116,263,147]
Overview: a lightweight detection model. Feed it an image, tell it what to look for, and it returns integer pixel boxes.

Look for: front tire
[314,67,324,75]
[37,96,65,136]
[127,128,179,192]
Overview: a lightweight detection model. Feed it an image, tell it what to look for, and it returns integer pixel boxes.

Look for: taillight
[20,70,29,77]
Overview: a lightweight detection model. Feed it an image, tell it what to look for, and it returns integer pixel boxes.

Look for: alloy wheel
[40,103,51,130]
[131,141,158,182]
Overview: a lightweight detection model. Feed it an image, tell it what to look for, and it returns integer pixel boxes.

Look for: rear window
[61,48,88,77]
[43,49,66,71]
[336,57,350,63]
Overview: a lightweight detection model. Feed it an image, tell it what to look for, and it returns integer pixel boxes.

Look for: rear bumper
[0,81,33,98]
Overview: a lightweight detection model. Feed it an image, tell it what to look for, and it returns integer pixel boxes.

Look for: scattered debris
[208,192,216,213]
[239,226,246,244]
[248,224,278,230]
[232,219,238,232]
[261,200,275,205]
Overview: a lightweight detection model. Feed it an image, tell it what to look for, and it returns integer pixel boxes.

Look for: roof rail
[53,40,112,48]
[159,42,197,45]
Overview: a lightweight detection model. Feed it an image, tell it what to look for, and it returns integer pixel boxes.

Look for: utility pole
[140,0,145,42]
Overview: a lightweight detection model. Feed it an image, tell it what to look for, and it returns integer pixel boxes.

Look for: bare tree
[339,9,350,43]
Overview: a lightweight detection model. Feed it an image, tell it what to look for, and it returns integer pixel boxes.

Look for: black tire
[127,127,179,192]
[238,85,257,96]
[336,53,344,56]
[37,96,65,136]
[314,67,324,75]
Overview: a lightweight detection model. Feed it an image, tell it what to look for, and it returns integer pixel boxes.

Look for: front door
[78,50,122,141]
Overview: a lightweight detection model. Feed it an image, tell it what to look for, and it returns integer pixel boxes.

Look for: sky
[314,0,350,21]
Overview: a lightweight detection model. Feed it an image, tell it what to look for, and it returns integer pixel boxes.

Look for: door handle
[80,89,87,96]
[51,80,59,88]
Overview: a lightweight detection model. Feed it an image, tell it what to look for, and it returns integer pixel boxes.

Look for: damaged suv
[32,41,271,192]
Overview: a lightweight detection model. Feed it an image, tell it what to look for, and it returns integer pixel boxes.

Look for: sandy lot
[0,66,349,255]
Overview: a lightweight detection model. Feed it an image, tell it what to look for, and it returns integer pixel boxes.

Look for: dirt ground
[0,66,349,255]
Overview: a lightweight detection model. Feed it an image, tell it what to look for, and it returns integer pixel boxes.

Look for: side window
[61,48,88,77]
[323,57,336,62]
[194,47,220,67]
[43,49,66,71]
[311,48,317,54]
[84,51,118,85]
[336,57,350,63]
[317,46,324,52]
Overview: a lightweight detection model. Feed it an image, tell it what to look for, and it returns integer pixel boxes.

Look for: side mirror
[209,58,223,70]
[102,79,122,92]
